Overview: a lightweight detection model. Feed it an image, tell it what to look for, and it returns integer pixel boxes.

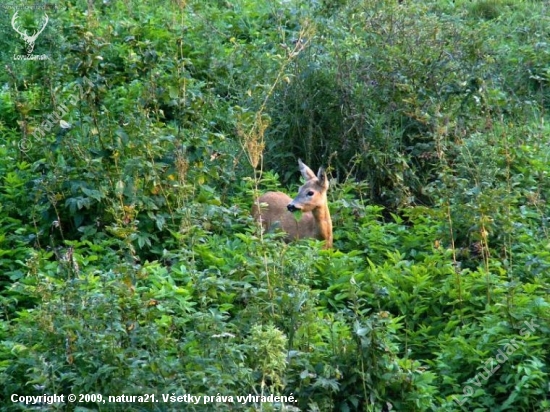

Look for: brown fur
[252,159,332,249]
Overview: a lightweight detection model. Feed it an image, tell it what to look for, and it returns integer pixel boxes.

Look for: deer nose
[287,204,298,212]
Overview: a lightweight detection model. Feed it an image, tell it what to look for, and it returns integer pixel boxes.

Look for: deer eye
[307,191,315,196]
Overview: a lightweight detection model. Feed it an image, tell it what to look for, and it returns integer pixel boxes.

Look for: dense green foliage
[1,0,549,411]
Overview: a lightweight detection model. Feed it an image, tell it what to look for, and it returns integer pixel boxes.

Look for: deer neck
[312,203,333,249]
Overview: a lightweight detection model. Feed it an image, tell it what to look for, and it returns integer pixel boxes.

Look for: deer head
[287,159,329,214]
[11,11,49,55]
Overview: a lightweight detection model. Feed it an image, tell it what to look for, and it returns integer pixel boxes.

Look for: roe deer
[252,159,332,249]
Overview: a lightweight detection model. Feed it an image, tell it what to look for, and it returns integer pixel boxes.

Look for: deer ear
[298,159,316,180]
[317,167,329,189]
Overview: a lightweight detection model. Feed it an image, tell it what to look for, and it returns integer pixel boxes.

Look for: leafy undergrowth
[1,0,549,411]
